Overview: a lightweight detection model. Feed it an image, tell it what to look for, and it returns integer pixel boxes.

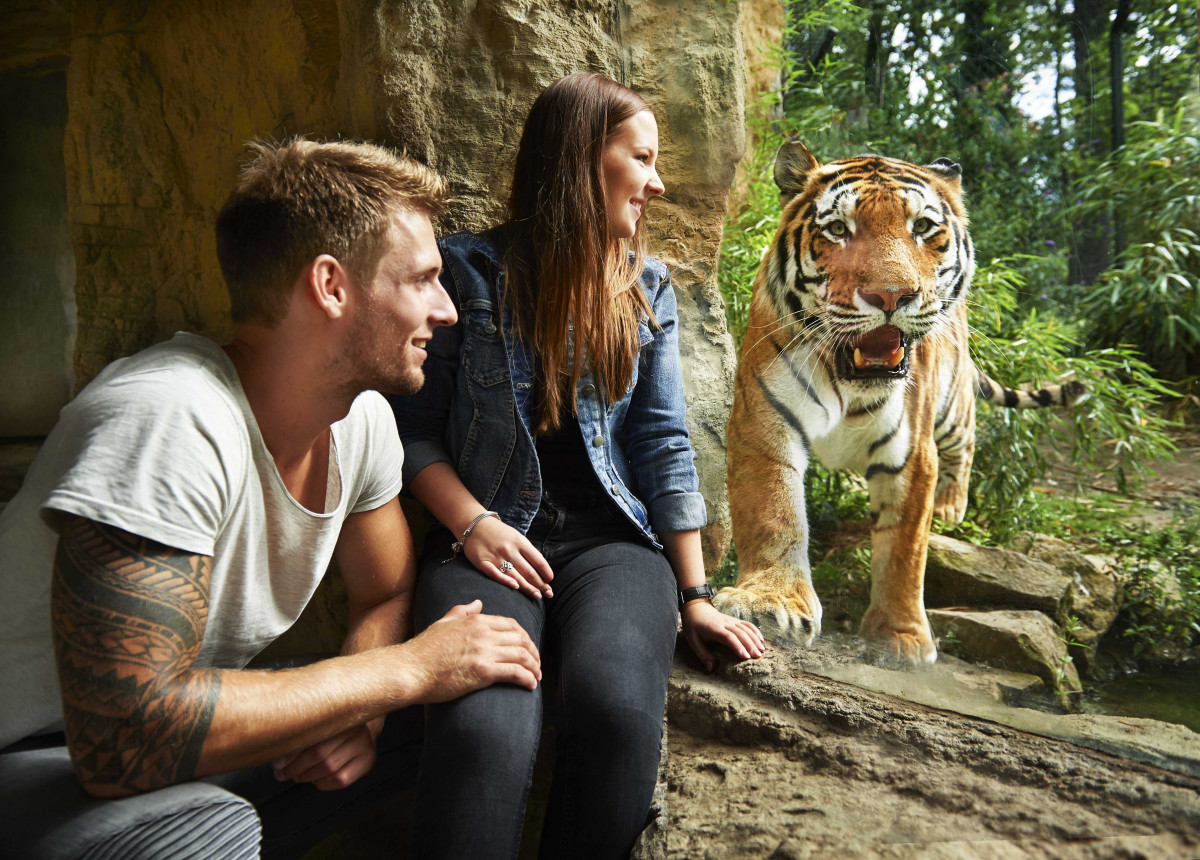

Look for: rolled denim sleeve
[387,254,462,487]
[622,262,708,533]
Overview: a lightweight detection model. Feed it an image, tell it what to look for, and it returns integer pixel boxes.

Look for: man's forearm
[340,592,414,739]
[196,643,430,780]
[54,513,538,797]
[52,517,425,797]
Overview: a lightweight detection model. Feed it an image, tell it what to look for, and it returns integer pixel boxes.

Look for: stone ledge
[666,645,1200,857]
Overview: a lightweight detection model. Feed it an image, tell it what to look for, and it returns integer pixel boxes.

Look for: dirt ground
[664,650,1200,859]
[1040,427,1200,528]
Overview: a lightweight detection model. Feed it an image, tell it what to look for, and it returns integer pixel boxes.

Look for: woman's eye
[913,217,933,233]
[827,221,847,237]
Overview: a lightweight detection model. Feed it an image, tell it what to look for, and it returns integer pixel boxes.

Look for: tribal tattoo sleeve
[50,516,222,794]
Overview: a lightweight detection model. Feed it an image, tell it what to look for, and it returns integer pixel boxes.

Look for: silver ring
[498,561,515,573]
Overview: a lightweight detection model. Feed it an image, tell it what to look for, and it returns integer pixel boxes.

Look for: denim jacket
[388,231,707,547]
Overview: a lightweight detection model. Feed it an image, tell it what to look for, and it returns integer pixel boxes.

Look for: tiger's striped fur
[713,142,1084,664]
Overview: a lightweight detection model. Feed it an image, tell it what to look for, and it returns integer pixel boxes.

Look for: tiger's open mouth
[836,325,911,380]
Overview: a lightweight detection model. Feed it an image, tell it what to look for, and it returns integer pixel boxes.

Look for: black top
[535,414,611,511]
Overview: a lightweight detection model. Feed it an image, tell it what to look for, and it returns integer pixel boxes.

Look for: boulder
[1010,532,1123,674]
[928,608,1082,706]
[924,533,1072,618]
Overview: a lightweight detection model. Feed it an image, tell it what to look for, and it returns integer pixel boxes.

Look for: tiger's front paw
[859,605,937,665]
[712,579,823,646]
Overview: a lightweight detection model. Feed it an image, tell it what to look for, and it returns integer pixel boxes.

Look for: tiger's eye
[913,217,933,234]
[827,221,847,237]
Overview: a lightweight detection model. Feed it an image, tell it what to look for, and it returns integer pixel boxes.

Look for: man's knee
[0,745,260,860]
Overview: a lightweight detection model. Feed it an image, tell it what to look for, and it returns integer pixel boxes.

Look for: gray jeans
[0,705,421,859]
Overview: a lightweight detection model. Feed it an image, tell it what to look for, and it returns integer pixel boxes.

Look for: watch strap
[678,583,716,607]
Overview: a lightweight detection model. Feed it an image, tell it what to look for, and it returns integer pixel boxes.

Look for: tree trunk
[1068,0,1112,286]
[864,1,887,110]
[1110,0,1131,263]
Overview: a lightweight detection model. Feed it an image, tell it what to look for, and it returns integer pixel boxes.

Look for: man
[0,138,540,856]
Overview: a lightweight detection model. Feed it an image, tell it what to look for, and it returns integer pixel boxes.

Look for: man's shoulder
[342,390,392,434]
[58,333,251,487]
[78,334,242,414]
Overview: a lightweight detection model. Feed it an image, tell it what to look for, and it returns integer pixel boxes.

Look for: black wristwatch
[678,583,716,608]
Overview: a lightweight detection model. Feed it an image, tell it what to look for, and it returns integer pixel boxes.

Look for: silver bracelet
[447,511,500,559]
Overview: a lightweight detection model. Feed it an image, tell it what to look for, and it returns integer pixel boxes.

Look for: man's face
[345,209,456,395]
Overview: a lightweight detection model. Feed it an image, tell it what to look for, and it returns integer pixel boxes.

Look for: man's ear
[307,255,350,320]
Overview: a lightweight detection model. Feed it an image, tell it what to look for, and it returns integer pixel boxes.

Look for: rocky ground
[655,428,1200,858]
[660,645,1200,859]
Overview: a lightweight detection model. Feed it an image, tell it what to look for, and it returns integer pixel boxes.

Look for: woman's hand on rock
[681,599,766,672]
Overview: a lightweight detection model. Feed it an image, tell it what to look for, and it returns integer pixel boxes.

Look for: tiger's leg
[713,363,822,645]
[933,350,978,524]
[859,436,939,664]
[933,399,976,524]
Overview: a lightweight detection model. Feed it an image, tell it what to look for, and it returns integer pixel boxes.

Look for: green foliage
[1075,102,1200,383]
[1104,509,1200,661]
[719,1,858,343]
[710,543,739,590]
[965,256,1177,539]
[1053,616,1086,688]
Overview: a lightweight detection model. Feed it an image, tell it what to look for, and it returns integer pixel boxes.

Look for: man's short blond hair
[216,138,446,325]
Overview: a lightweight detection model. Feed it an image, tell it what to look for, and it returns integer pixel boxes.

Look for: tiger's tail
[976,369,1087,409]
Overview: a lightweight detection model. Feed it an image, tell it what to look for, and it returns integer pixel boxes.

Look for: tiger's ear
[774,141,820,199]
[926,157,963,191]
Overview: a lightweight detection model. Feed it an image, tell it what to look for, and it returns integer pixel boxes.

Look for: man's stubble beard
[337,304,426,398]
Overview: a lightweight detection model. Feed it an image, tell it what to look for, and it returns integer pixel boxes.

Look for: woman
[389,71,764,858]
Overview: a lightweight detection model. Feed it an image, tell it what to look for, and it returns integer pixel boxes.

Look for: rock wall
[22,0,750,651]
[730,0,784,213]
[49,0,746,571]
[0,3,75,436]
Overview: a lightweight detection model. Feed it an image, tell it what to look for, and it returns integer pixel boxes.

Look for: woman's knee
[425,684,542,769]
[414,560,542,635]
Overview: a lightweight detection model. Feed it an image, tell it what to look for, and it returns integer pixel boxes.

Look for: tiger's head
[765,141,974,388]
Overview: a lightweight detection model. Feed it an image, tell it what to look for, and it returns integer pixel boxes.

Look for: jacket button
[592,434,604,447]
[582,384,596,396]
[610,484,619,495]
[484,318,497,335]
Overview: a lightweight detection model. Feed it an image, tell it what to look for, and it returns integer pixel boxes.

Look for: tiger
[712,141,1085,664]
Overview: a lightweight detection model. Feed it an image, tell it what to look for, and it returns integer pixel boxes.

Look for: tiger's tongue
[852,326,905,368]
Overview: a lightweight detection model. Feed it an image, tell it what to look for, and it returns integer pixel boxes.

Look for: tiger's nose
[859,286,918,312]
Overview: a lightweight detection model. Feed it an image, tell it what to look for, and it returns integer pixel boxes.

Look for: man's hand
[272,724,378,791]
[402,600,541,703]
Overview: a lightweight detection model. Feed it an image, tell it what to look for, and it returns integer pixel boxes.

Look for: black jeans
[409,498,678,860]
[206,706,423,857]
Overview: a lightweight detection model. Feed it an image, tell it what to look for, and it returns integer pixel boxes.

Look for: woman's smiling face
[601,109,665,240]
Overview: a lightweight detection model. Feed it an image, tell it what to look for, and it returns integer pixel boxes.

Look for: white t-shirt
[0,333,404,749]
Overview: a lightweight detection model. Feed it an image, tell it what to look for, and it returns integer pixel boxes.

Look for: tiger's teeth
[885,346,905,368]
[853,348,866,368]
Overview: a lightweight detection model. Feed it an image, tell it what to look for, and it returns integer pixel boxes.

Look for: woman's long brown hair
[501,72,656,435]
